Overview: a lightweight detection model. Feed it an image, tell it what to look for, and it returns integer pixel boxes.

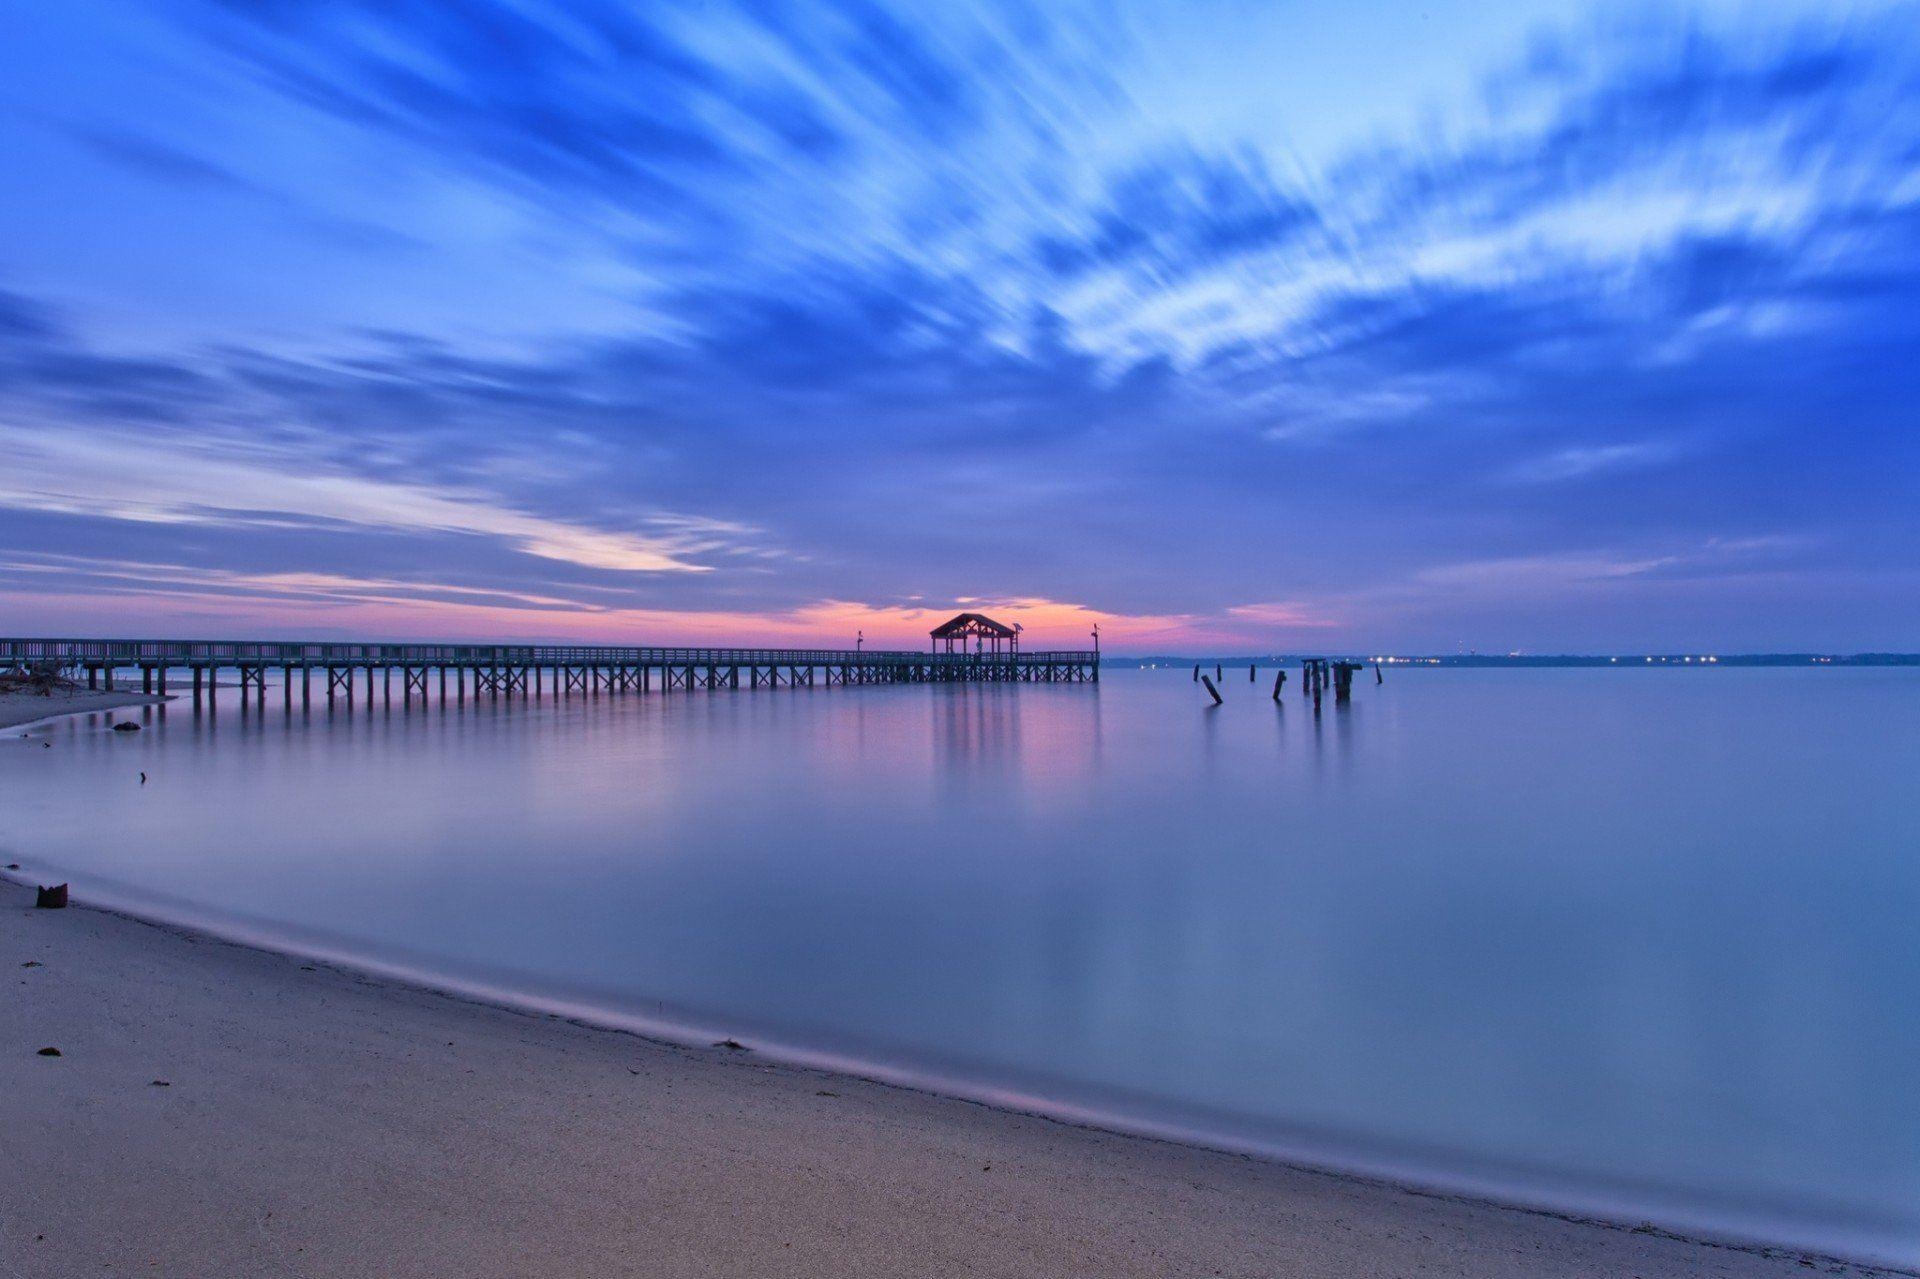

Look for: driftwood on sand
[0,661,80,697]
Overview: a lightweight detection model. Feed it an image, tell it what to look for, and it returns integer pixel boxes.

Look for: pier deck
[0,638,1098,707]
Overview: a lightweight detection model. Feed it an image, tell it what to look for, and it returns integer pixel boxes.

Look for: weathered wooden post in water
[1249,663,1256,682]
[1331,661,1364,702]
[1272,670,1286,701]
[1201,675,1223,705]
[1192,664,1199,682]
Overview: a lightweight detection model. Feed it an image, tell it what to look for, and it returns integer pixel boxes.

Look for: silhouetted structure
[0,633,1098,711]
[929,613,1019,657]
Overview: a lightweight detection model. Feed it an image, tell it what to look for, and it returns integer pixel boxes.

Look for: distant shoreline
[1120,653,1920,668]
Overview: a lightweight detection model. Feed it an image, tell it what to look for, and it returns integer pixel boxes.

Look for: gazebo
[930,612,1018,657]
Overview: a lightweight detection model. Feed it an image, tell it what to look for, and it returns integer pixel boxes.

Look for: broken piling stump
[35,884,68,909]
[1200,675,1223,706]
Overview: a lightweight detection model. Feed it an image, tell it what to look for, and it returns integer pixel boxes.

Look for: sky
[1,0,1916,653]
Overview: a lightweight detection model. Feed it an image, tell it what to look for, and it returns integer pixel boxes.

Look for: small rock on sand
[37,1046,62,1057]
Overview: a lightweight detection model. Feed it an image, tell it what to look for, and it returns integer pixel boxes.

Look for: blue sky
[1,0,1916,651]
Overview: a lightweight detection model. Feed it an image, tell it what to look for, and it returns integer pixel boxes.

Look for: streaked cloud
[0,422,746,574]
[1502,440,1682,484]
[1,1,1916,649]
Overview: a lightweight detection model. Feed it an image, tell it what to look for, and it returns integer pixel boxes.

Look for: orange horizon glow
[0,583,1345,653]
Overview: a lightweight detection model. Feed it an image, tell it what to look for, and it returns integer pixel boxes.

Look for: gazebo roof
[930,612,1017,640]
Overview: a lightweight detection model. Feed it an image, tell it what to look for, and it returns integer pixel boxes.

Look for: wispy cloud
[1,3,1917,648]
[0,423,742,574]
[1501,440,1681,484]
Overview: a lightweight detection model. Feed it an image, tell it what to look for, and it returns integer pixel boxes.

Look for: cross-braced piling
[0,638,1099,709]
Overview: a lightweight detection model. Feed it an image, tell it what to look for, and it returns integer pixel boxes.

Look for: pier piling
[3,639,1098,705]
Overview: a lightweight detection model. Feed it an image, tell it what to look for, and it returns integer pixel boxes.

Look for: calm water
[4,667,1918,1264]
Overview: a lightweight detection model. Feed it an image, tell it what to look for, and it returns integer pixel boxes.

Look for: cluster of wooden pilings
[0,640,1099,712]
[1194,657,1378,708]
[1299,658,1368,705]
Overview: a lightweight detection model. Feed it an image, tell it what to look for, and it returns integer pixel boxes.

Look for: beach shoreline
[2,875,1906,1278]
[0,689,171,733]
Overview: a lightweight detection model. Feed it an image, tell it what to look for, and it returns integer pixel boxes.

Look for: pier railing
[0,637,1097,668]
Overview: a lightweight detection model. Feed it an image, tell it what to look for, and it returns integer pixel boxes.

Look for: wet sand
[0,689,168,732]
[2,878,1901,1279]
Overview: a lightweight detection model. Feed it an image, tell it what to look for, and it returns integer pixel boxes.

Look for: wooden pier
[0,637,1099,709]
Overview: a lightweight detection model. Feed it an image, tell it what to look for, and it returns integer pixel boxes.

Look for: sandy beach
[1,874,1899,1279]
[0,689,169,732]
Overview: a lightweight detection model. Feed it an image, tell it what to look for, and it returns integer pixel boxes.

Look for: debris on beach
[714,1038,749,1051]
[36,1046,62,1057]
[0,662,80,696]
[112,722,141,733]
[35,883,69,909]
[150,1079,171,1087]
[21,960,41,968]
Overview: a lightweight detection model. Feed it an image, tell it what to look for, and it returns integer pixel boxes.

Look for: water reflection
[3,668,1918,1264]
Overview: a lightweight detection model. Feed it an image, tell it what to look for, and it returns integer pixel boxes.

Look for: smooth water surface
[4,668,1917,1264]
